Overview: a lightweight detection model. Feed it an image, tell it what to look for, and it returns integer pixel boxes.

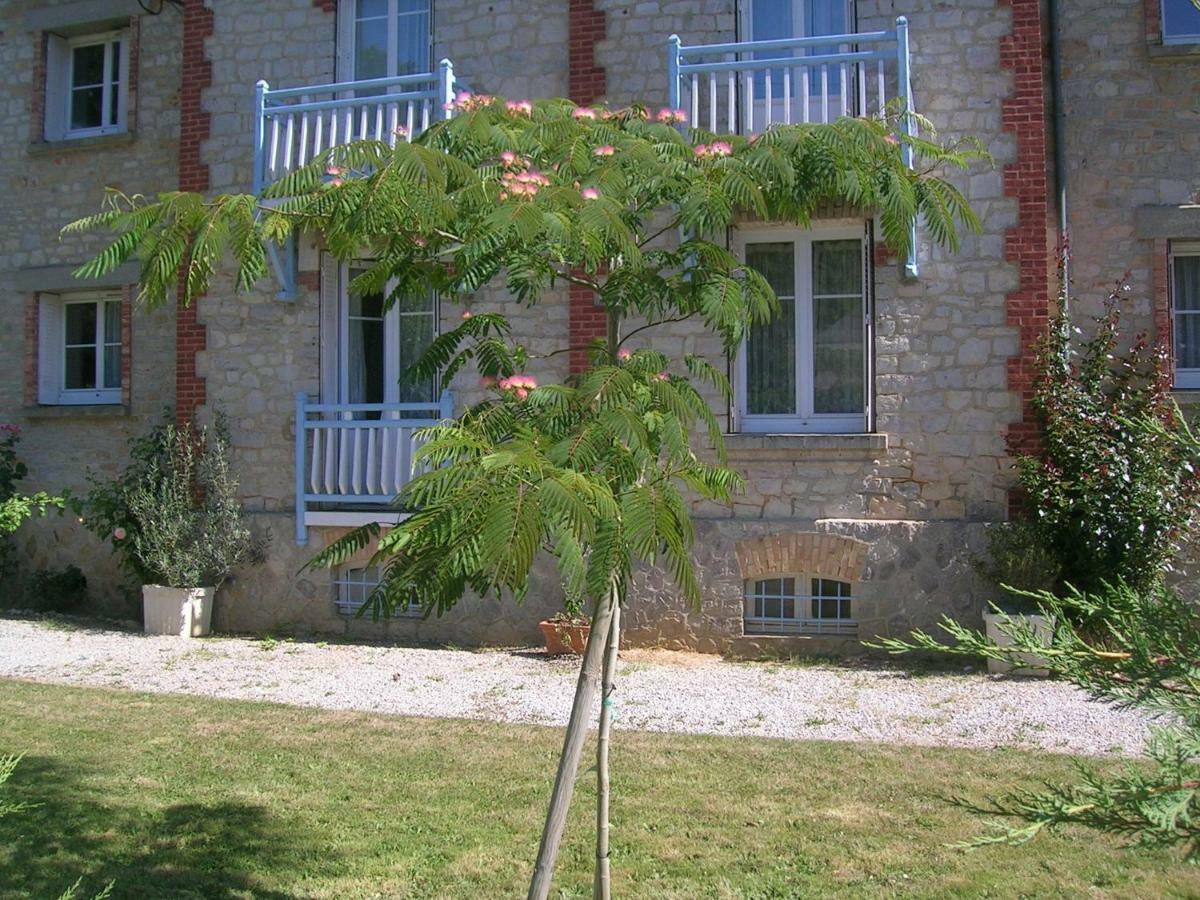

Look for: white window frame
[337,0,433,83]
[1171,242,1200,389]
[733,224,870,434]
[1162,0,1200,45]
[37,291,124,406]
[743,575,856,636]
[44,29,130,141]
[320,261,439,408]
[334,565,421,617]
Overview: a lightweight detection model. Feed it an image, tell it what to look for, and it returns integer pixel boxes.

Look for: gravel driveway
[0,615,1155,757]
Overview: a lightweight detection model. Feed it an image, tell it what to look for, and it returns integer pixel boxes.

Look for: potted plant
[77,416,262,637]
[539,611,591,655]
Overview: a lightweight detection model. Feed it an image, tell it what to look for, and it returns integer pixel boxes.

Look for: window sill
[23,404,131,420]
[1147,42,1200,63]
[28,131,135,156]
[723,432,887,461]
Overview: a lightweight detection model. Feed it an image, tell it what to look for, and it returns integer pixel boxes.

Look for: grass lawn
[0,680,1195,899]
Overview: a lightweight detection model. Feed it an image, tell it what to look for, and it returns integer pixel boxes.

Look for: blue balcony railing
[253,60,457,194]
[668,17,917,276]
[294,392,454,545]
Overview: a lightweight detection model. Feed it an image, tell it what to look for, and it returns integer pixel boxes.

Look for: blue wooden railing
[668,17,918,278]
[294,391,454,545]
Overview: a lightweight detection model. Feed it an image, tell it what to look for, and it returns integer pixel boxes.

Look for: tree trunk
[593,598,621,900]
[527,588,618,900]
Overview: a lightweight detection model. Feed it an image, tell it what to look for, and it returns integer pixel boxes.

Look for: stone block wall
[2,0,1071,653]
[0,2,182,617]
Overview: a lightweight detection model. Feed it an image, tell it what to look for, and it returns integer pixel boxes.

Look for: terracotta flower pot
[539,620,590,655]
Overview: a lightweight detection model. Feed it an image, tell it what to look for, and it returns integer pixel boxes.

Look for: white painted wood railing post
[439,58,455,119]
[253,80,269,194]
[295,391,308,545]
[667,35,681,111]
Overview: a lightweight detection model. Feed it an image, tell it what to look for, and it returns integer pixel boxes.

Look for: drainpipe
[1047,0,1069,310]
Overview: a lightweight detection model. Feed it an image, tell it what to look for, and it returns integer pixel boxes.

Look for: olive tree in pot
[77,416,263,636]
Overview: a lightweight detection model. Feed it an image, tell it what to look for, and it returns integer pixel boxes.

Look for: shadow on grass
[0,755,315,899]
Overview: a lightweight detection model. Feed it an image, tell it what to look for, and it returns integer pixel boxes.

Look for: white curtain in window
[1174,255,1200,370]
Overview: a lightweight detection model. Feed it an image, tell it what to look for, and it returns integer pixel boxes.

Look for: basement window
[744,576,856,635]
[334,566,421,617]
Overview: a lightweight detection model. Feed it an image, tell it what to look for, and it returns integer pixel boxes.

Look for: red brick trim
[999,0,1053,461]
[312,0,337,12]
[175,0,214,425]
[568,283,607,374]
[30,33,47,144]
[1145,0,1163,45]
[567,2,608,374]
[24,295,39,406]
[125,16,141,134]
[569,1,606,105]
[120,285,134,406]
[1153,237,1174,382]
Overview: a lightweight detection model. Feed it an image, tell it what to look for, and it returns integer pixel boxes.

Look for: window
[1173,243,1200,388]
[37,292,124,405]
[334,566,420,616]
[336,263,437,412]
[744,576,855,635]
[735,227,869,433]
[44,30,130,140]
[340,0,432,86]
[1162,0,1200,44]
[741,0,855,119]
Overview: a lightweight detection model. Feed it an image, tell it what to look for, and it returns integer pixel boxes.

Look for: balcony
[253,60,457,193]
[667,17,917,277]
[293,392,454,544]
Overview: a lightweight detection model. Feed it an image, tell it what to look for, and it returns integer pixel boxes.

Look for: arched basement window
[744,576,855,635]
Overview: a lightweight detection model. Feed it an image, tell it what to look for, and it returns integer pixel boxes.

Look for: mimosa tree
[68,96,978,897]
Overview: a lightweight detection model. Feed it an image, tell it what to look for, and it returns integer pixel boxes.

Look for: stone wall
[2,0,1065,653]
[1057,0,1200,333]
[0,1,182,616]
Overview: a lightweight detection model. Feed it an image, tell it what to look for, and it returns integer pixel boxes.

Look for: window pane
[103,346,121,390]
[745,243,796,415]
[1174,257,1200,370]
[357,0,387,18]
[398,313,435,405]
[103,300,122,342]
[395,7,431,74]
[1174,256,1200,311]
[355,19,389,80]
[348,314,385,406]
[65,347,97,390]
[70,87,103,130]
[1163,0,1200,39]
[813,296,864,413]
[813,239,861,296]
[108,41,121,126]
[64,303,97,346]
[72,44,105,87]
[349,289,385,319]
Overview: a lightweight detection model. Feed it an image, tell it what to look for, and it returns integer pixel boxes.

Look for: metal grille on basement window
[744,576,856,635]
[333,566,421,617]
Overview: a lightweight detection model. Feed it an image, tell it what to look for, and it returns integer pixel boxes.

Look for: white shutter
[43,34,68,141]
[37,294,62,404]
[319,253,340,404]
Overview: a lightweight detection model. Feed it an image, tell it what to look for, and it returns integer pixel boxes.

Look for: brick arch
[735,533,868,585]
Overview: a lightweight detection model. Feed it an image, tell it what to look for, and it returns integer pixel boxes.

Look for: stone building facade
[2,0,1196,655]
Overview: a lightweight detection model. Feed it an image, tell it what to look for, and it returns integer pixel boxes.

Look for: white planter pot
[142,585,215,637]
[983,612,1054,677]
